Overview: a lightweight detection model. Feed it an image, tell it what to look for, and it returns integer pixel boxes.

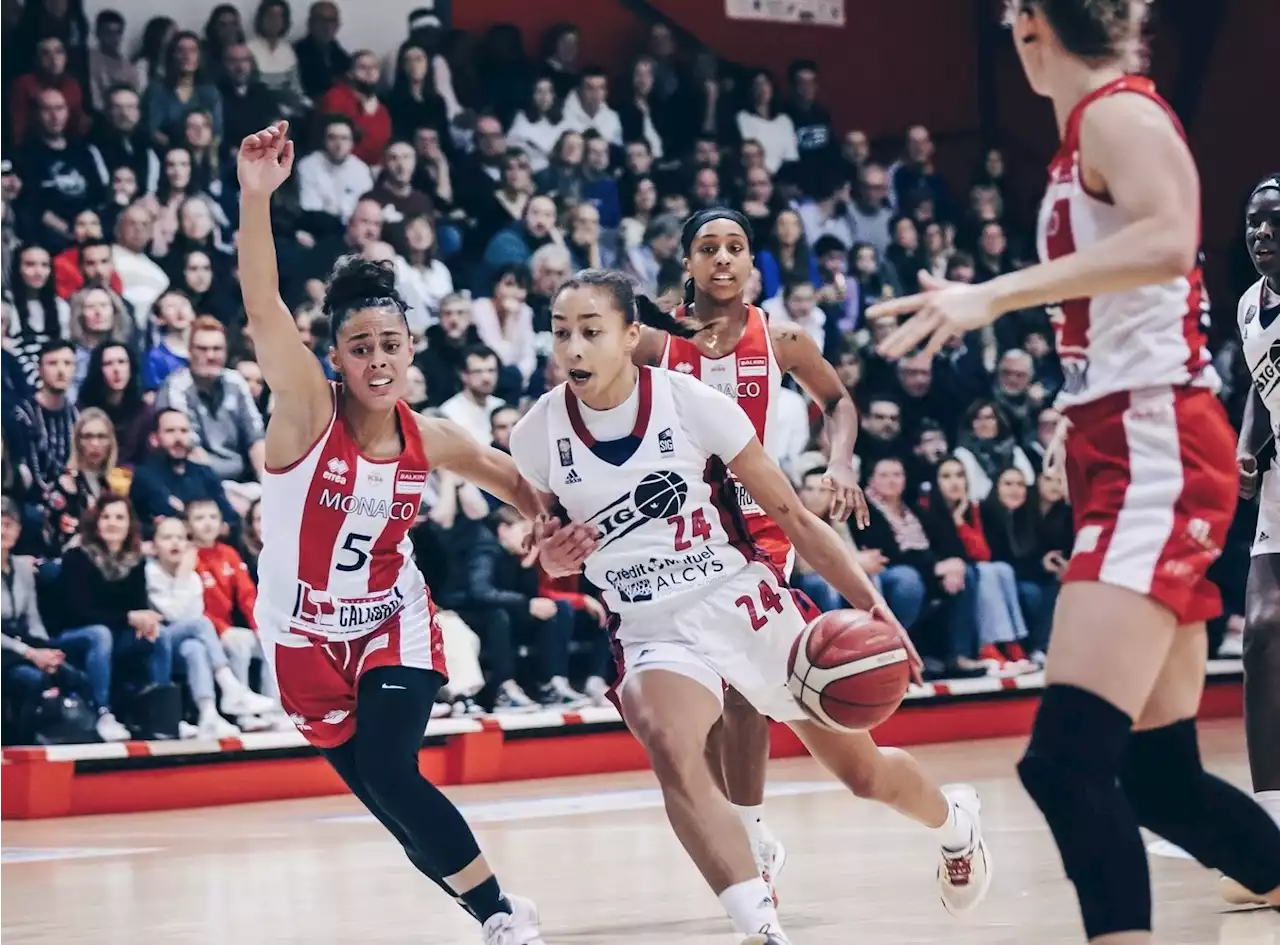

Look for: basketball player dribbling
[513,268,990,945]
[1228,172,1280,906]
[630,207,868,898]
[236,122,592,945]
[872,3,1280,942]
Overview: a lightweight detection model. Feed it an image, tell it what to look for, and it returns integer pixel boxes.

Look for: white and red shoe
[937,784,992,915]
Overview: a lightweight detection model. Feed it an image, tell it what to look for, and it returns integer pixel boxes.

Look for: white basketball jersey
[1238,277,1280,458]
[537,368,758,615]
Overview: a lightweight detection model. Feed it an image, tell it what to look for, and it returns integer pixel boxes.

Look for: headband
[1252,174,1280,199]
[681,207,754,256]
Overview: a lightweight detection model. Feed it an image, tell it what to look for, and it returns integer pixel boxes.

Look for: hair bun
[323,256,400,318]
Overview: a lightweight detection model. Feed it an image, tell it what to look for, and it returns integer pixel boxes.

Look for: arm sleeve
[670,373,757,463]
[509,397,553,493]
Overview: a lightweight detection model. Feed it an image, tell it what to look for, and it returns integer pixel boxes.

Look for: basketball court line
[1,847,160,864]
[318,780,849,825]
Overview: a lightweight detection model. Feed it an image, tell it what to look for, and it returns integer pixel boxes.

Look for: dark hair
[163,30,204,86]
[1010,0,1148,68]
[153,406,188,432]
[679,207,755,308]
[463,344,498,367]
[77,237,111,261]
[321,113,358,139]
[788,58,819,82]
[552,268,698,339]
[79,341,143,414]
[782,279,815,300]
[253,0,292,38]
[96,9,124,30]
[133,16,176,71]
[323,256,408,336]
[523,72,564,124]
[80,495,142,556]
[393,40,438,99]
[491,261,531,294]
[39,339,75,361]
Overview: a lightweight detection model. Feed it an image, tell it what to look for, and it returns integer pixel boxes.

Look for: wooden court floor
[3,720,1276,945]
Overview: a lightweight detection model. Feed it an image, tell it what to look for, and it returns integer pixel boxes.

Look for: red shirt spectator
[53,246,125,300]
[195,541,259,635]
[10,37,91,146]
[318,51,390,167]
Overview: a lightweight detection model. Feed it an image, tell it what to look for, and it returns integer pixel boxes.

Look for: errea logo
[323,458,349,484]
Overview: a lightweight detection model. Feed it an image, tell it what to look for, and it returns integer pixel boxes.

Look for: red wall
[457,0,1276,312]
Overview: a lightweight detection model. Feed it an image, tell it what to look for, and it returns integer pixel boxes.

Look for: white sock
[937,796,975,851]
[197,699,218,723]
[718,877,783,937]
[1256,791,1280,830]
[733,803,774,849]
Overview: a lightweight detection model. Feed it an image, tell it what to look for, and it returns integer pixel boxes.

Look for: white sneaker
[177,720,200,739]
[583,675,609,706]
[740,932,792,945]
[754,837,787,906]
[96,711,131,742]
[937,784,992,915]
[220,688,278,718]
[1217,630,1244,658]
[198,714,241,739]
[236,714,273,733]
[1220,873,1271,906]
[481,894,544,945]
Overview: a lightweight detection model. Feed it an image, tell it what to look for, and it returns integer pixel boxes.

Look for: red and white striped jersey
[661,304,791,566]
[1036,75,1216,412]
[255,389,432,641]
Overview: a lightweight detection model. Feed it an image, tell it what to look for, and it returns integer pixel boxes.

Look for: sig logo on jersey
[1253,341,1280,399]
[588,471,688,549]
[658,427,674,454]
[558,437,574,467]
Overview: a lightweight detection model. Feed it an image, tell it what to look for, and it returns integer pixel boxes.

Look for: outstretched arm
[771,322,866,527]
[237,121,331,467]
[872,94,1199,358]
[726,437,922,681]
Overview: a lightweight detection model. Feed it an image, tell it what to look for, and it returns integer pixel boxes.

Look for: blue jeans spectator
[792,571,843,614]
[162,617,230,704]
[53,624,114,710]
[974,561,1030,646]
[875,564,927,629]
[113,626,175,687]
[1017,579,1059,655]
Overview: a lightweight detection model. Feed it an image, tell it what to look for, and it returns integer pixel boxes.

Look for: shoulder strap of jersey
[1061,75,1182,153]
[664,305,703,379]
[396,399,431,472]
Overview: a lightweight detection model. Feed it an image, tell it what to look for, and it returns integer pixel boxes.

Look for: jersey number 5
[668,508,712,552]
[735,580,785,631]
[336,532,373,572]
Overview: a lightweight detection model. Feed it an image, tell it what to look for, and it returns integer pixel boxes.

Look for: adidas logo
[1261,531,1270,542]
[565,469,582,484]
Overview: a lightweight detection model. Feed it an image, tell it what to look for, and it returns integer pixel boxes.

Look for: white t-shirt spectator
[396,256,454,329]
[772,386,811,472]
[112,245,169,333]
[797,199,858,251]
[562,91,623,147]
[736,111,799,174]
[507,113,571,174]
[470,297,537,386]
[295,151,374,223]
[438,392,506,445]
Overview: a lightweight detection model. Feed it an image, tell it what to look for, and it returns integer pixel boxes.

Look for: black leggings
[319,665,485,911]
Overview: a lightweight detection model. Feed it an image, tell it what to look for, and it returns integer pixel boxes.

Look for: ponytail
[635,293,698,339]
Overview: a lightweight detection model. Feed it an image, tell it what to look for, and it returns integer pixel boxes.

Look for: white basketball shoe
[741,932,792,945]
[937,783,992,915]
[481,895,544,945]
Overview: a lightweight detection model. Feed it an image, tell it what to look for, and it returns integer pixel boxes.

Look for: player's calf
[1017,684,1153,939]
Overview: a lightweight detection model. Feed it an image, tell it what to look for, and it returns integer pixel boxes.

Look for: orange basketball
[786,609,911,731]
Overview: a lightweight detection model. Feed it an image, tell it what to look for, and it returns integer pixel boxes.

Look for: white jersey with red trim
[1036,75,1217,411]
[255,392,432,641]
[661,305,792,566]
[509,367,761,618]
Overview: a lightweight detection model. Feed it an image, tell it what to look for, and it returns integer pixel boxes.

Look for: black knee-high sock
[1122,719,1280,897]
[354,666,511,922]
[321,737,473,915]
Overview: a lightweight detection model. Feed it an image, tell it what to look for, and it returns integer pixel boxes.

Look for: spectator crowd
[0,0,1254,745]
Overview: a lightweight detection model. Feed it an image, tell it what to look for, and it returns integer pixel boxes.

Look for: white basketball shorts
[1254,468,1280,557]
[614,560,808,722]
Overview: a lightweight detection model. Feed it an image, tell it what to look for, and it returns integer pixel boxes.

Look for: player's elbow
[1147,219,1198,278]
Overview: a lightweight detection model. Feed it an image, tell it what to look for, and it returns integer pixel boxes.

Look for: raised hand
[867,271,1000,360]
[237,121,295,198]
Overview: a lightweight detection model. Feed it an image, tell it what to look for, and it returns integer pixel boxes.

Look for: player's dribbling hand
[824,463,868,528]
[1238,455,1259,500]
[237,121,295,197]
[868,271,1000,360]
[871,603,923,686]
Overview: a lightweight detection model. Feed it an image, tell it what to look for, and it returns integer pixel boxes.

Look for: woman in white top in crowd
[507,77,569,175]
[735,70,798,175]
[391,213,455,324]
[471,263,537,387]
[146,516,278,738]
[246,0,308,113]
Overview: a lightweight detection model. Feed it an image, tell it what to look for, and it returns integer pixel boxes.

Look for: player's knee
[630,711,703,783]
[842,754,889,801]
[1017,684,1131,816]
[1120,720,1201,824]
[1243,597,1280,665]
